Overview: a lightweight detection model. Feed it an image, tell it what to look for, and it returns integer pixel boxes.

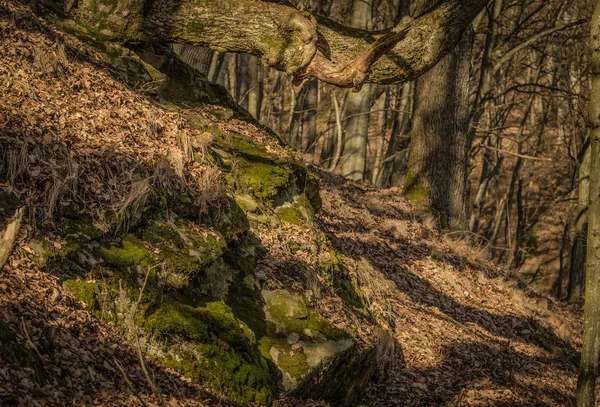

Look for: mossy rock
[141,219,226,283]
[203,199,249,242]
[145,298,276,404]
[275,195,315,226]
[260,289,353,391]
[292,345,378,407]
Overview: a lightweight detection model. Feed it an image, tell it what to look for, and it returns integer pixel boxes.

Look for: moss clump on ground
[335,278,368,313]
[100,235,149,267]
[275,206,304,225]
[61,215,103,240]
[63,279,102,311]
[214,131,271,159]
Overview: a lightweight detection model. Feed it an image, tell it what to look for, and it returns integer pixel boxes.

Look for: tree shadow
[367,340,575,406]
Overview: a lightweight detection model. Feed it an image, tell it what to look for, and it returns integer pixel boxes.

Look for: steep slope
[0,1,588,407]
[0,1,373,405]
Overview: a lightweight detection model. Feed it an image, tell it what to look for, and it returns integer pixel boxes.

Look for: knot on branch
[263,10,318,75]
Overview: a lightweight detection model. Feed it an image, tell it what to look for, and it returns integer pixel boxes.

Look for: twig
[20,317,44,362]
[481,145,552,161]
[113,356,149,407]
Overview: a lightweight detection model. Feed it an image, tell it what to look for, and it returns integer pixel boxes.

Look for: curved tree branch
[62,0,490,86]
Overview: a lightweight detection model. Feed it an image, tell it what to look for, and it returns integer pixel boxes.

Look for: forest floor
[0,173,587,407]
[0,0,591,406]
[316,174,584,406]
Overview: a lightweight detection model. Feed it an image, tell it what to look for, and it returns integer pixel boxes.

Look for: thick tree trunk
[404,10,473,229]
[54,0,488,86]
[577,2,600,404]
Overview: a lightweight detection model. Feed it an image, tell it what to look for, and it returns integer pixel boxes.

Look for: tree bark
[0,207,24,271]
[577,1,600,404]
[339,0,372,181]
[568,139,590,304]
[404,4,473,229]
[59,0,489,87]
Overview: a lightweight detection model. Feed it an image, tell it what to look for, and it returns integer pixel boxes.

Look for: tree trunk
[568,140,590,304]
[247,56,262,121]
[577,1,600,404]
[339,0,372,181]
[404,2,473,229]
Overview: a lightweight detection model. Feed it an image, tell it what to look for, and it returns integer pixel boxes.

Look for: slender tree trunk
[300,79,318,155]
[568,140,591,304]
[372,89,391,185]
[340,0,372,181]
[247,56,262,121]
[404,1,473,229]
[577,2,600,404]
[236,54,250,109]
[379,82,412,187]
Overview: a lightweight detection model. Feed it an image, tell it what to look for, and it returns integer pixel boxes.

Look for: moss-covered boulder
[259,289,353,391]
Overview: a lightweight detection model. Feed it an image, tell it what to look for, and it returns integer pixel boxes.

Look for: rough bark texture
[51,0,488,86]
[568,142,590,304]
[577,2,600,405]
[0,207,24,271]
[404,12,473,229]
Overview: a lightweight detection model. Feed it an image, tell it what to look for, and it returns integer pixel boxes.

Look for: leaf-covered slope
[317,173,584,406]
[0,1,589,407]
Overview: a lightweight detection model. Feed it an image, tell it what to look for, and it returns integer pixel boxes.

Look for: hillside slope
[0,1,588,406]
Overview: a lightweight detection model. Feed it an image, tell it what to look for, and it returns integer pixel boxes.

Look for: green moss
[160,342,274,404]
[277,347,309,379]
[146,301,209,342]
[63,279,102,311]
[141,220,225,277]
[335,279,368,312]
[185,113,222,137]
[276,195,316,226]
[263,290,348,342]
[215,132,269,158]
[146,299,275,404]
[402,173,429,205]
[275,206,304,225]
[238,158,293,202]
[100,235,149,267]
[62,215,103,240]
